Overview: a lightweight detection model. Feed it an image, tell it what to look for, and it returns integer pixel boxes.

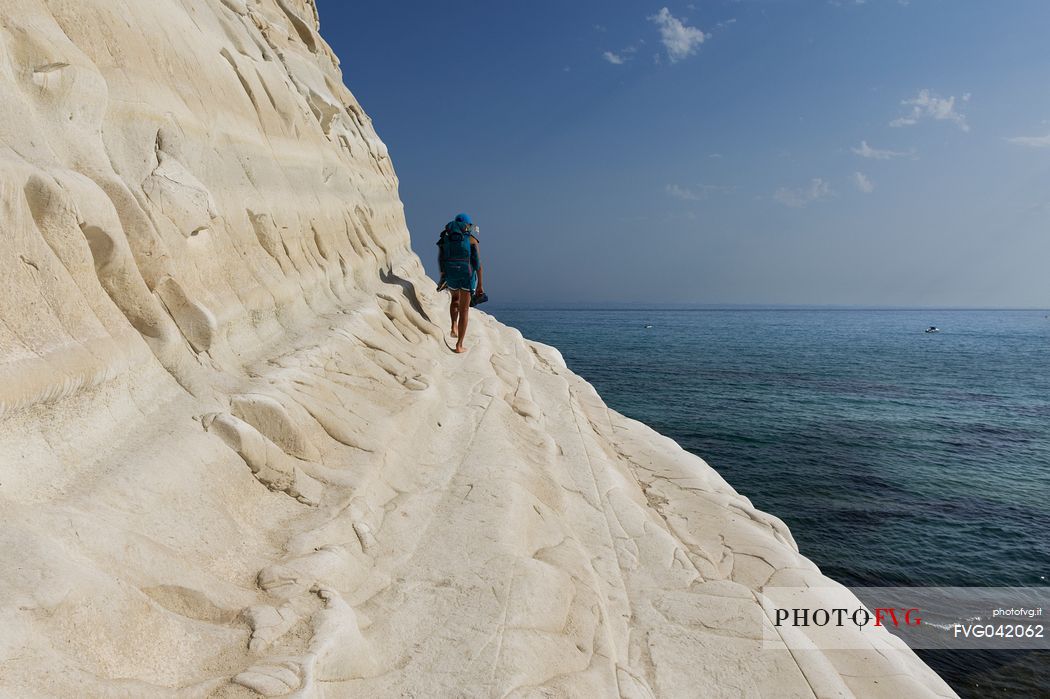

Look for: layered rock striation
[0,1,956,697]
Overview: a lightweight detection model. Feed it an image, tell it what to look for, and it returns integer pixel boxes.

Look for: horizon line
[484,303,1050,312]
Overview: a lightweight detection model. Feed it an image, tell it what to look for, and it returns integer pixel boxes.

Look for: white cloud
[774,178,833,208]
[602,45,637,65]
[649,8,708,63]
[853,171,875,193]
[890,89,970,131]
[666,183,733,201]
[1006,134,1050,148]
[667,184,701,200]
[851,140,910,160]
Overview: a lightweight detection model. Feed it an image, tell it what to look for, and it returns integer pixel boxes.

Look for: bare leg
[449,293,459,336]
[454,289,470,353]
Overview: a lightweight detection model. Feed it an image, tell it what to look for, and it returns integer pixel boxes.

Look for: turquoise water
[488,307,1050,697]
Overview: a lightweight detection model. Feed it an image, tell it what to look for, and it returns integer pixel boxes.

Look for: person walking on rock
[437,213,483,353]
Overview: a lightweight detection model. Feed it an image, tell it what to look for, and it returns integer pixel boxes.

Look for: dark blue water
[489,307,1050,698]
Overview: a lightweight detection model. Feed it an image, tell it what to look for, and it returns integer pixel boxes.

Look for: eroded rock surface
[0,1,956,697]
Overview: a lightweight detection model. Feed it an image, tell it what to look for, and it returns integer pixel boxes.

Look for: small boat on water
[925,326,940,333]
[644,324,653,329]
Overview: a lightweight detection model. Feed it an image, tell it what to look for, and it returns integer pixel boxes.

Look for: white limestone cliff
[0,1,957,697]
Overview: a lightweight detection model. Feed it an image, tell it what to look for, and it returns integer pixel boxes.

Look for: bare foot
[450,328,458,337]
[454,345,467,354]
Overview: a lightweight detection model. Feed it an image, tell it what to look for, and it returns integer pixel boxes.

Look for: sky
[315,0,1050,307]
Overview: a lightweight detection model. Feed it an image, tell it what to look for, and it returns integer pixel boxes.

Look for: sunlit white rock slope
[0,1,957,697]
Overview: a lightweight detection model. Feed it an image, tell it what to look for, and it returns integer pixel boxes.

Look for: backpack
[439,222,473,264]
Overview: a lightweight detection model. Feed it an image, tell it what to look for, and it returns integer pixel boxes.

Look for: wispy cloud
[890,89,970,132]
[774,178,833,208]
[832,0,910,6]
[853,172,875,193]
[1006,133,1050,148]
[666,183,733,201]
[602,45,637,65]
[851,140,911,160]
[649,8,708,63]
[667,184,702,201]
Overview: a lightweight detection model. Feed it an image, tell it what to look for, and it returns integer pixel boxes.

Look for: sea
[488,306,1050,699]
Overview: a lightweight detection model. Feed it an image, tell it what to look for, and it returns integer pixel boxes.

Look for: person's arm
[437,237,446,279]
[471,237,483,294]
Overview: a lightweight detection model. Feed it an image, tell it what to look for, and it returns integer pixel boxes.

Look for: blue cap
[455,213,472,225]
